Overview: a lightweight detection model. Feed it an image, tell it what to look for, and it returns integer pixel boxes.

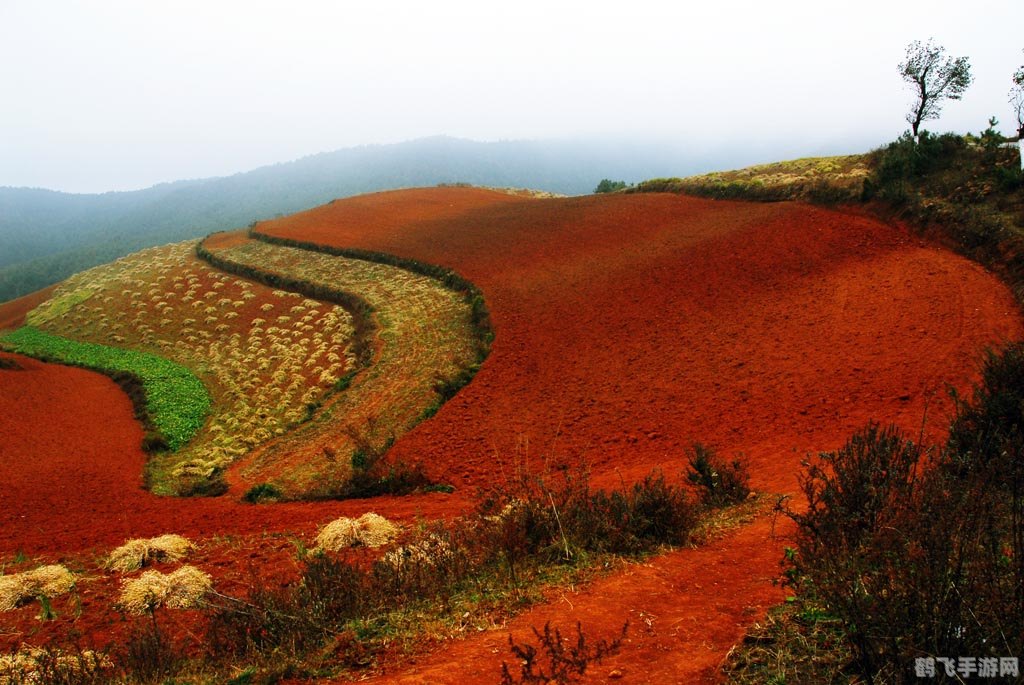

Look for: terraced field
[3,235,479,497]
[4,241,359,493]
[203,235,478,494]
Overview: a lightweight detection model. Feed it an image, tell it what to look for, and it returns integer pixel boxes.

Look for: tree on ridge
[899,39,972,141]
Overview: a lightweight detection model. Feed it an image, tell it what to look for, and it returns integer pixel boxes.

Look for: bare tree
[899,39,973,140]
[1012,52,1024,168]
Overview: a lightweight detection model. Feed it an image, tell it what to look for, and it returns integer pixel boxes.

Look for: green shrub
[593,179,627,194]
[241,483,283,504]
[685,443,750,508]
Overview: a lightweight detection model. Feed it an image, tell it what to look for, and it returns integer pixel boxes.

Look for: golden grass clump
[0,565,75,611]
[117,565,212,615]
[381,534,453,572]
[315,512,399,551]
[106,534,195,573]
[0,646,110,683]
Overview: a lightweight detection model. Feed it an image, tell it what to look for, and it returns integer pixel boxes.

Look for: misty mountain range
[0,135,736,302]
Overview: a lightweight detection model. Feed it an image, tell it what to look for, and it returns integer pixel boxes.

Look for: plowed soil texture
[1,186,1021,682]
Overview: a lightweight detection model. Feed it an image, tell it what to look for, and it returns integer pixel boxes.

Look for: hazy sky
[2,0,1022,193]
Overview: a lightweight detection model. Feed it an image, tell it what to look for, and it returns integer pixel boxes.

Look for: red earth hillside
[1,185,1021,682]
[258,188,1022,496]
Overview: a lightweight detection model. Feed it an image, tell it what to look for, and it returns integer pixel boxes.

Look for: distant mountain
[0,136,711,302]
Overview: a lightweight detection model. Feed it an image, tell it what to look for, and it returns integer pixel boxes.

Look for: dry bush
[105,534,194,573]
[500,621,628,684]
[0,646,110,684]
[118,565,212,615]
[380,533,453,573]
[786,344,1024,684]
[0,566,75,612]
[314,513,399,552]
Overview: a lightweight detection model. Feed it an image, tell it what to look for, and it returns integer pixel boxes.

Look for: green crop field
[0,325,210,451]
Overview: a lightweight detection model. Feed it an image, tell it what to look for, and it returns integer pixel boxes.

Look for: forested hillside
[0,136,701,302]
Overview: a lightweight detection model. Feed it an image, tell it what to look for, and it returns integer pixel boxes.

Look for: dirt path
[351,514,792,685]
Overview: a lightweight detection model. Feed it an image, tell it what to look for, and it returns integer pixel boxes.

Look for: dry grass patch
[215,239,477,495]
[631,154,870,203]
[21,241,357,494]
[381,533,453,573]
[0,565,75,612]
[0,646,110,684]
[118,565,212,615]
[314,512,399,551]
[106,534,194,573]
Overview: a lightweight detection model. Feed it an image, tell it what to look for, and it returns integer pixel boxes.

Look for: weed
[686,443,751,508]
[500,621,628,684]
[120,616,179,683]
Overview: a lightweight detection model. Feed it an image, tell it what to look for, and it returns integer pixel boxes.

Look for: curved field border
[0,326,209,452]
[198,233,482,495]
[249,228,493,365]
[196,236,377,370]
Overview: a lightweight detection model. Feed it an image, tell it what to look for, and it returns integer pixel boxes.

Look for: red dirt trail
[1,187,1021,681]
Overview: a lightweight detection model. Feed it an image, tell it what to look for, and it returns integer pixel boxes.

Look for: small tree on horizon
[1012,51,1024,136]
[899,39,973,141]
[1011,51,1024,168]
[593,179,627,194]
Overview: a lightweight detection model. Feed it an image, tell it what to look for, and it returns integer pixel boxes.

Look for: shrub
[685,443,751,508]
[120,618,179,683]
[500,621,628,684]
[206,581,309,659]
[334,459,435,500]
[785,344,1024,682]
[241,482,283,503]
[593,179,627,194]
[476,468,698,567]
[947,342,1024,472]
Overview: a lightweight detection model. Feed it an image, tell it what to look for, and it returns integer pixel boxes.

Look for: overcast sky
[2,0,1021,193]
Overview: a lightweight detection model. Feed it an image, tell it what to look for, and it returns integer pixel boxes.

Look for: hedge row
[195,239,377,369]
[248,228,494,361]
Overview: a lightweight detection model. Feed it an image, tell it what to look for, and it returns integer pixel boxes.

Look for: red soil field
[0,285,57,331]
[260,189,1022,496]
[1,186,1021,681]
[259,188,1023,683]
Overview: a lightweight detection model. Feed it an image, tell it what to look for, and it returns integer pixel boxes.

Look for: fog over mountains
[0,135,812,302]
